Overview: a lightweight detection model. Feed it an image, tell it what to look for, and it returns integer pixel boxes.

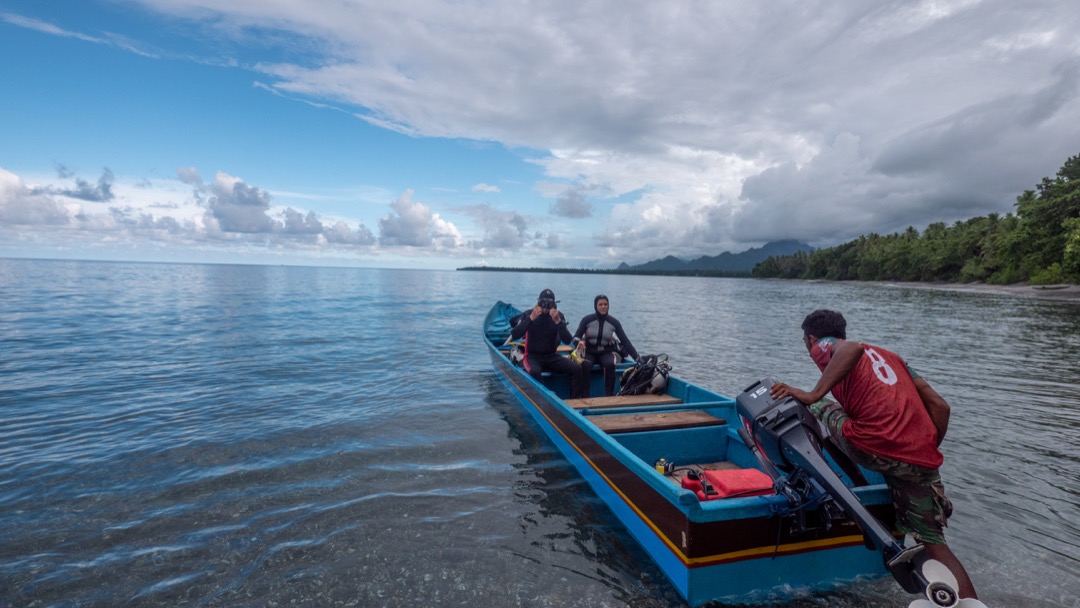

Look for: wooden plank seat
[591,411,727,434]
[565,394,683,410]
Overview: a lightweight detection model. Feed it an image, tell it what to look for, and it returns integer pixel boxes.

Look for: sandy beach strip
[867,281,1080,301]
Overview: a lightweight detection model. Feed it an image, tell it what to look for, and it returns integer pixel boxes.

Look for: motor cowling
[735,377,825,472]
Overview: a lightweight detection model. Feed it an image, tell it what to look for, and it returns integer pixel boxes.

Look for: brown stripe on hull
[490,347,896,569]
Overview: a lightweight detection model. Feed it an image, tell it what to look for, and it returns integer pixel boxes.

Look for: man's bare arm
[771,339,864,404]
[914,376,951,446]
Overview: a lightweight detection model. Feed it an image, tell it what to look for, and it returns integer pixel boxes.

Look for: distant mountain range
[617,240,814,273]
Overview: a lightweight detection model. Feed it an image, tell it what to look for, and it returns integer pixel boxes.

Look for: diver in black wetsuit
[573,294,639,396]
[510,289,585,399]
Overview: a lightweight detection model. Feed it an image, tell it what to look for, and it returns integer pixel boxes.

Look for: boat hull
[485,302,893,605]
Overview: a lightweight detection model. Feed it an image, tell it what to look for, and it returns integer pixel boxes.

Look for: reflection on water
[0,260,1077,607]
[484,375,690,607]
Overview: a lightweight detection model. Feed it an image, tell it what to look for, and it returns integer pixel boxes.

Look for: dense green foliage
[753,153,1080,285]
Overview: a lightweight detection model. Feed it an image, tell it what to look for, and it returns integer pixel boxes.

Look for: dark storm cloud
[730,59,1080,247]
[874,63,1080,178]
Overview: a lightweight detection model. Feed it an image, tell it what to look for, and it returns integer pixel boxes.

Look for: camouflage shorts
[809,400,953,545]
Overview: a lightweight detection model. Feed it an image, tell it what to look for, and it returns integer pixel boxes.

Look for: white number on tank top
[865,347,898,385]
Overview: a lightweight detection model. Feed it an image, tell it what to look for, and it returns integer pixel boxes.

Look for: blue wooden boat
[484,301,898,606]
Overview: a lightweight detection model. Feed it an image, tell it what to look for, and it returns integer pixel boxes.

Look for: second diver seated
[573,294,639,396]
[510,289,586,399]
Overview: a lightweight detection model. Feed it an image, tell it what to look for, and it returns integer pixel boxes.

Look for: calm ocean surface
[1,259,1077,608]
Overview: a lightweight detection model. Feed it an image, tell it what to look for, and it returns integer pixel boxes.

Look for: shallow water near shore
[1,259,1078,607]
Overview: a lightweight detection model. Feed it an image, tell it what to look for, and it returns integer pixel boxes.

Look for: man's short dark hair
[802,309,847,340]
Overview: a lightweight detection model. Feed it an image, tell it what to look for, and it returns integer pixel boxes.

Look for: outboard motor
[736,377,974,608]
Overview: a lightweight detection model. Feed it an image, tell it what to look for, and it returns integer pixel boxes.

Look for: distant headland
[458,240,812,277]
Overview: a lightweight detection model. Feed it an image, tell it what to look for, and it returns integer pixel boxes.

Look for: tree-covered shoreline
[753,153,1080,285]
[457,266,752,278]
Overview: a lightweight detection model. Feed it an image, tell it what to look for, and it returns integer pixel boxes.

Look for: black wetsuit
[510,310,585,398]
[573,313,639,396]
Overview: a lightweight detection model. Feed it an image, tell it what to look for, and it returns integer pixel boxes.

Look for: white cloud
[550,189,592,219]
[7,0,1080,265]
[0,166,424,258]
[206,171,278,234]
[0,12,156,57]
[0,168,71,225]
[234,0,1074,262]
[377,189,463,249]
[323,220,376,246]
[460,204,532,252]
[430,214,463,250]
[177,166,203,186]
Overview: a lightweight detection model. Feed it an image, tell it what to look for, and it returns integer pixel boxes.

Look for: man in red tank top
[769,309,979,602]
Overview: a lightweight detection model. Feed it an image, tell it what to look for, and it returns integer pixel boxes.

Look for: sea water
[1,259,1077,608]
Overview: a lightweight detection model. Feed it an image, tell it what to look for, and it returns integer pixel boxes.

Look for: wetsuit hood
[594,295,609,319]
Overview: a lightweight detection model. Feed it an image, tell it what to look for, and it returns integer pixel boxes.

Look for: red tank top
[811,338,943,469]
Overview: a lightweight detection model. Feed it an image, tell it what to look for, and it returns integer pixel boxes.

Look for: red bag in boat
[682,469,774,500]
[702,468,774,498]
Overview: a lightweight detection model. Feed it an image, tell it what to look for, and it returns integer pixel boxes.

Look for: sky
[1,1,1079,270]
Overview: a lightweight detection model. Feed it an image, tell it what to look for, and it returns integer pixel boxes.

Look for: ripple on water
[1,261,1078,607]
